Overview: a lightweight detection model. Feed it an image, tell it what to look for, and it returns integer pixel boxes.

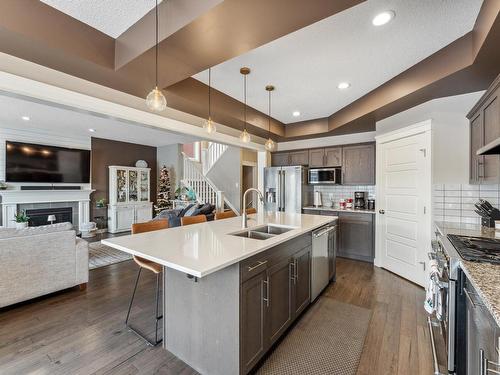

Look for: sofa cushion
[183,203,201,217]
[0,222,74,239]
[198,203,215,215]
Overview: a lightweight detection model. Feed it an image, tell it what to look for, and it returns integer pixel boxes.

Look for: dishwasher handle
[313,225,337,238]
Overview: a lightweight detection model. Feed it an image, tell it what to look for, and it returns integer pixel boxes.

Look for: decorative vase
[135,160,148,168]
[15,222,28,229]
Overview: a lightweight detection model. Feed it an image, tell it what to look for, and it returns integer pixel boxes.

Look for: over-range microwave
[308,167,342,184]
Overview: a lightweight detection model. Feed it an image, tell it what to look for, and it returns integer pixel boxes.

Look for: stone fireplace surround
[0,189,94,230]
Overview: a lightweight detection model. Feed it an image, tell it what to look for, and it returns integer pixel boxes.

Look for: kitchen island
[102,212,335,375]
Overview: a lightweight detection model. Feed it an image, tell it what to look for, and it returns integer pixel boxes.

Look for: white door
[376,122,431,287]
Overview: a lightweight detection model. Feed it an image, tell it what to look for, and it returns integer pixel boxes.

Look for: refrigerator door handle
[277,170,282,211]
[281,170,286,212]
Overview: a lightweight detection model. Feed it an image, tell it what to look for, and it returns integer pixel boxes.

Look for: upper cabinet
[271,142,375,185]
[342,144,375,185]
[308,147,342,167]
[468,74,500,184]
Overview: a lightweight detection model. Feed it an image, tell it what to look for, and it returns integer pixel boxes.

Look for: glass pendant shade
[203,117,216,134]
[239,129,251,143]
[265,138,275,151]
[146,87,167,112]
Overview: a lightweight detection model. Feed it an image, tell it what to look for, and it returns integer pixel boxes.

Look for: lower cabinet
[108,203,153,233]
[338,212,374,263]
[240,237,312,374]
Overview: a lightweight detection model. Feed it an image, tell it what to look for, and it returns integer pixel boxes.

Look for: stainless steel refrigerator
[264,166,310,213]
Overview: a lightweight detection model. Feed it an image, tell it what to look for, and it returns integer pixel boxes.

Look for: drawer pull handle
[263,276,270,308]
[247,260,267,272]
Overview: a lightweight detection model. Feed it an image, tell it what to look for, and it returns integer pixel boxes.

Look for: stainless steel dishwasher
[311,223,336,301]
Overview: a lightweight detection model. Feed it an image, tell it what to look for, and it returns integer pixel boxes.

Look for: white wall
[376,91,484,184]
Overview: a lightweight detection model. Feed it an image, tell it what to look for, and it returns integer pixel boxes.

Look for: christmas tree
[155,165,172,213]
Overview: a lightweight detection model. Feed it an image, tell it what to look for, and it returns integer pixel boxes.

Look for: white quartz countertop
[102,212,335,278]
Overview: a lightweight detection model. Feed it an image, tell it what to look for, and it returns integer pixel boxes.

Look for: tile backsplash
[312,185,375,207]
[433,183,500,224]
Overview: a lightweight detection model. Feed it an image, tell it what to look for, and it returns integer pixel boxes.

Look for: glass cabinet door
[140,170,149,201]
[128,170,138,202]
[116,169,127,203]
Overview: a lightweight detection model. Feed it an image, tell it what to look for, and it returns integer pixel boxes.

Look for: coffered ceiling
[193,0,483,124]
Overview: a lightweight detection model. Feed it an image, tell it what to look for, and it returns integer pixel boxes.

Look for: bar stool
[215,210,237,220]
[246,207,257,214]
[181,215,207,226]
[126,219,168,346]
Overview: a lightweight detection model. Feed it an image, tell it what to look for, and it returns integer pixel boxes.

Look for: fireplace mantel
[0,189,95,229]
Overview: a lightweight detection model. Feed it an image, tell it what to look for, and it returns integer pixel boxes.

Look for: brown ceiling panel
[0,0,115,68]
[165,78,285,139]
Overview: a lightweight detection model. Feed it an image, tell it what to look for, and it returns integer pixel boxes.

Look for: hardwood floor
[0,258,433,375]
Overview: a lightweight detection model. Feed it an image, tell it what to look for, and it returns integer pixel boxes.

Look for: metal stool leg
[126,267,142,325]
[125,266,163,346]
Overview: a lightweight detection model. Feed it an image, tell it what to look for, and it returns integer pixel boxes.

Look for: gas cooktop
[447,234,500,265]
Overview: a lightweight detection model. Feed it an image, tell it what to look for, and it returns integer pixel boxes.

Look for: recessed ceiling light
[21,116,30,121]
[372,10,395,26]
[88,128,96,133]
[292,111,301,117]
[337,82,351,90]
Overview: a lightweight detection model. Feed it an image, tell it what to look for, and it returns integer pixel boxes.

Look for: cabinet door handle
[263,276,270,308]
[480,348,500,375]
[295,259,298,281]
[290,261,296,284]
[247,260,267,272]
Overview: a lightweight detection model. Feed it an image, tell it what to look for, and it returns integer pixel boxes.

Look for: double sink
[230,224,295,240]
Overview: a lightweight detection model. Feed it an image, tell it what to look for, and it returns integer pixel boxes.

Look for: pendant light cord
[268,89,271,138]
[244,74,247,131]
[155,0,159,87]
[208,68,211,119]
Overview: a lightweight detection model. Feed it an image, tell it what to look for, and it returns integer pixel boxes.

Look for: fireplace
[25,207,73,227]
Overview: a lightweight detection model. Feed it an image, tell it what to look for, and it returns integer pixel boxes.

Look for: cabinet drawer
[240,233,312,283]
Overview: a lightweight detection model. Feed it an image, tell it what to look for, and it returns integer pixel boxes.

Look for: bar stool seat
[133,256,162,274]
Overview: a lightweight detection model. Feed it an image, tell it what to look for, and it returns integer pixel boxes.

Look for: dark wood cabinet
[271,152,290,167]
[289,150,309,166]
[308,149,325,167]
[239,233,313,374]
[267,257,293,344]
[325,147,342,167]
[292,247,311,317]
[338,212,374,263]
[342,144,375,185]
[468,74,500,184]
[308,147,342,167]
[240,271,267,374]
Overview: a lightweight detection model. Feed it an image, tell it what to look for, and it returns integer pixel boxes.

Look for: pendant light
[203,68,216,134]
[264,85,276,151]
[239,67,251,143]
[146,0,167,112]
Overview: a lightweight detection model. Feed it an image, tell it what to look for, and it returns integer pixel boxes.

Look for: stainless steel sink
[231,230,275,240]
[229,225,295,240]
[251,225,295,235]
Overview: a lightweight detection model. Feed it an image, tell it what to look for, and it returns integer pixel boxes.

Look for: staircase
[182,152,239,214]
[202,142,228,175]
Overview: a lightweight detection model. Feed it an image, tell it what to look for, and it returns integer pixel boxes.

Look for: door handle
[263,276,270,307]
[290,261,296,284]
[379,209,385,214]
[418,261,426,271]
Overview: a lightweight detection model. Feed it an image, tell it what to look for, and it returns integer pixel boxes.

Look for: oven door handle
[427,316,445,375]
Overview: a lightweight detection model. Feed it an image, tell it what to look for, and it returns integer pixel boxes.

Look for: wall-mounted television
[6,141,91,183]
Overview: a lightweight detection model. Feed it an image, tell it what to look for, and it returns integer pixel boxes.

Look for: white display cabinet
[108,166,153,233]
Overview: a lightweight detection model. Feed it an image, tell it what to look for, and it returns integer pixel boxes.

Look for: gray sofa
[0,222,89,308]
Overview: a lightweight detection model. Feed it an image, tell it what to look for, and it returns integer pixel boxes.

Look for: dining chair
[215,210,237,220]
[126,219,168,346]
[181,215,207,226]
[246,207,257,214]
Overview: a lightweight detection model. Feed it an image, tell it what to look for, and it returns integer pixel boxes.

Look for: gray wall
[207,146,241,212]
[157,144,183,198]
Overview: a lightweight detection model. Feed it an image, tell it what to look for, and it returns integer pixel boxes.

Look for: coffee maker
[354,191,365,209]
